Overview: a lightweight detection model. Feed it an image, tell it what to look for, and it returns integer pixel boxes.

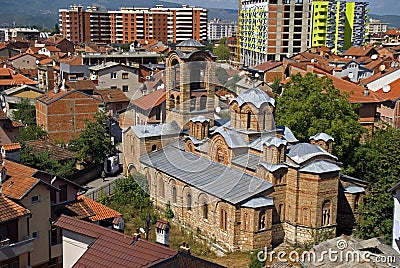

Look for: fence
[84,179,119,201]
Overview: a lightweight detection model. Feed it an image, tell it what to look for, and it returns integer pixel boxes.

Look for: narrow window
[259,210,266,230]
[322,200,331,226]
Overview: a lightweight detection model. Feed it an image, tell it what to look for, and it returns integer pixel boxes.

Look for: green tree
[70,110,114,165]
[12,98,36,126]
[215,67,229,85]
[53,23,60,35]
[164,201,174,221]
[248,249,265,268]
[275,73,364,166]
[352,127,400,243]
[18,125,47,142]
[20,145,75,177]
[270,76,282,95]
[212,38,230,61]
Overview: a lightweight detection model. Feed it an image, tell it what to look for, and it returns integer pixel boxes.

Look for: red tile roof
[0,68,37,86]
[254,61,282,72]
[359,67,400,85]
[386,29,400,36]
[131,89,166,111]
[37,88,103,105]
[2,143,21,151]
[342,46,376,57]
[25,140,75,162]
[77,195,122,222]
[0,195,30,223]
[373,78,400,101]
[65,80,96,91]
[55,215,178,268]
[94,89,129,103]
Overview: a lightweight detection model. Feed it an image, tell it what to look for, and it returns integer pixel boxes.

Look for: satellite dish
[36,60,40,65]
[383,85,391,93]
[379,65,386,72]
[139,228,146,234]
[215,107,221,113]
[348,72,354,79]
[371,54,378,60]
[2,108,6,114]
[90,74,97,80]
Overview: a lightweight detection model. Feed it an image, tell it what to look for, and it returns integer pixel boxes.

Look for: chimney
[133,228,141,242]
[180,242,190,255]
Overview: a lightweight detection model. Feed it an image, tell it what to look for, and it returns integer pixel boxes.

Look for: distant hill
[0,1,238,29]
[369,14,400,29]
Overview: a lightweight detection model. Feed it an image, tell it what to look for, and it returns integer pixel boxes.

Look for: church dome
[230,87,275,108]
[176,39,205,48]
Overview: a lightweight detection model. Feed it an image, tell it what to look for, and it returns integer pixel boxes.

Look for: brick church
[122,39,367,252]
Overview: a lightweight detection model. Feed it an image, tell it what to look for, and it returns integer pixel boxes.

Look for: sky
[165,0,400,15]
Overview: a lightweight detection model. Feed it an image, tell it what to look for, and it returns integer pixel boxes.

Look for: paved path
[81,172,126,200]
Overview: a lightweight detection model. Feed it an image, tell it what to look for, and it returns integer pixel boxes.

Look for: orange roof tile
[373,78,400,101]
[2,175,39,200]
[254,61,282,72]
[2,143,21,151]
[64,200,96,220]
[39,58,53,65]
[0,195,30,223]
[94,89,129,103]
[131,89,166,111]
[342,46,376,57]
[77,195,121,222]
[0,68,37,86]
[25,140,76,162]
[359,67,400,85]
[386,29,400,36]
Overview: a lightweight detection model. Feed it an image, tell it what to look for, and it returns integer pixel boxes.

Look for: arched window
[247,111,252,129]
[158,176,164,198]
[259,210,266,230]
[278,204,285,222]
[243,213,248,231]
[200,95,207,110]
[220,208,227,230]
[152,144,157,151]
[170,95,175,109]
[176,96,180,107]
[302,207,310,226]
[187,193,192,210]
[354,195,360,211]
[322,200,331,226]
[190,96,196,111]
[203,201,208,219]
[172,186,177,204]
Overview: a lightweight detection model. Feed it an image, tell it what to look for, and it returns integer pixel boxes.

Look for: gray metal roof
[264,137,287,147]
[249,134,275,151]
[287,143,337,165]
[241,196,274,208]
[258,163,288,173]
[176,39,205,48]
[130,122,181,139]
[342,184,365,194]
[299,160,340,174]
[276,126,298,143]
[212,127,248,148]
[140,145,273,205]
[231,153,262,171]
[189,115,210,123]
[230,87,276,108]
[186,136,203,145]
[309,132,334,142]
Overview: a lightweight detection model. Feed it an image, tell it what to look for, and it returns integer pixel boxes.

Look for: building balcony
[0,237,34,262]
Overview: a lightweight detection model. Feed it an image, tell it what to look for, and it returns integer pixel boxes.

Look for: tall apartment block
[240,0,312,67]
[207,18,238,41]
[311,1,369,53]
[59,5,207,44]
[59,5,111,44]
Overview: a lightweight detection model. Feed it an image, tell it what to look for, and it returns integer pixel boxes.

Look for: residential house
[58,56,89,82]
[385,30,400,44]
[8,53,43,70]
[0,68,37,91]
[0,195,33,268]
[93,88,129,115]
[360,67,400,128]
[342,46,379,59]
[2,85,44,116]
[37,58,55,91]
[138,63,165,83]
[0,44,19,60]
[38,46,62,57]
[36,87,104,143]
[248,61,283,84]
[89,62,141,100]
[1,143,21,162]
[54,215,224,268]
[0,110,23,145]
[130,88,166,126]
[1,159,58,267]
